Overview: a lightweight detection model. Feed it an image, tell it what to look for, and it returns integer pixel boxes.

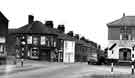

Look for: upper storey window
[120,26,131,40]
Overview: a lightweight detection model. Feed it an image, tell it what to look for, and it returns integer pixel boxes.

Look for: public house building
[13,15,57,61]
[107,13,135,62]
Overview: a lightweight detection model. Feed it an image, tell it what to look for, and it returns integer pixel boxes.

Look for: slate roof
[50,28,75,41]
[8,29,17,35]
[0,11,9,23]
[107,16,135,26]
[11,21,57,35]
[75,39,96,49]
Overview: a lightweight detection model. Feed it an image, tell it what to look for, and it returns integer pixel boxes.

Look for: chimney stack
[45,21,54,28]
[57,24,65,32]
[28,15,34,24]
[123,13,125,17]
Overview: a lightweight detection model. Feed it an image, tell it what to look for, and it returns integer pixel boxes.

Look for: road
[0,62,134,78]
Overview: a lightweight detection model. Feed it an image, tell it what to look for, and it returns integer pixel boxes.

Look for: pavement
[0,60,46,76]
[0,61,135,78]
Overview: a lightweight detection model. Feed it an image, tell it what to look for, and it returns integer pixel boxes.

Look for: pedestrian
[21,58,24,67]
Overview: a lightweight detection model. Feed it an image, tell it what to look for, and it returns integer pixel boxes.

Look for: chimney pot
[123,13,125,17]
[28,15,34,24]
[45,21,53,28]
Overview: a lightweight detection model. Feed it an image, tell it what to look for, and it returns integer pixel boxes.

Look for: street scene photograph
[0,0,135,78]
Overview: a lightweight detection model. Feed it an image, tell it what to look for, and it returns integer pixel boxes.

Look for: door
[39,49,51,61]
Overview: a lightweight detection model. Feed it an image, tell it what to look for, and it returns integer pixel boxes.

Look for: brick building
[8,15,57,61]
[8,14,100,63]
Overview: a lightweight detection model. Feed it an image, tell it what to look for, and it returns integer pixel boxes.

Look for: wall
[63,40,75,63]
[108,26,120,40]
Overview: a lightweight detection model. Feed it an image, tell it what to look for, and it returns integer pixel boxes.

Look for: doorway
[39,49,51,61]
[119,48,131,61]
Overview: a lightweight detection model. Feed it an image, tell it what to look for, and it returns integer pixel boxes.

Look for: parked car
[87,53,98,65]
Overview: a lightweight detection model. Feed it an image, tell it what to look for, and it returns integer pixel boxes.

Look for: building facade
[0,11,8,64]
[9,15,57,61]
[7,14,100,63]
[107,14,135,62]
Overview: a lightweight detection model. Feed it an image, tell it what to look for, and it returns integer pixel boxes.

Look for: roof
[0,11,9,23]
[75,39,96,48]
[51,28,75,41]
[107,16,135,26]
[13,21,57,35]
[8,29,17,35]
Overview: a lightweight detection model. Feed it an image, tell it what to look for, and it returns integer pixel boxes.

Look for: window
[40,36,46,45]
[0,45,3,52]
[46,36,50,47]
[120,26,131,40]
[122,33,129,40]
[50,37,54,47]
[65,41,68,49]
[27,36,32,44]
[0,37,5,43]
[132,54,134,58]
[33,36,39,45]
[54,41,56,47]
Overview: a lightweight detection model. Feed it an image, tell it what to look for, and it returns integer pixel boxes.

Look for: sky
[0,0,135,49]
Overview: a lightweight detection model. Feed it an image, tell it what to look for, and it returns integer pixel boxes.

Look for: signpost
[108,43,117,73]
[131,45,135,75]
[20,36,26,67]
